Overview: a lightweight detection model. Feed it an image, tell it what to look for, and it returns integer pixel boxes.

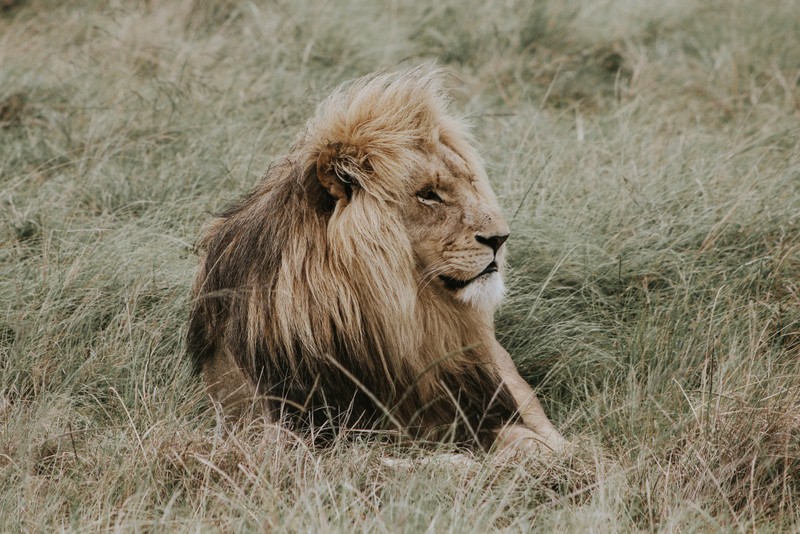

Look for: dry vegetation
[1,0,799,531]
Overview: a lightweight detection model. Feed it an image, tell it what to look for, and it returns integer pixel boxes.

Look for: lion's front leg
[491,341,568,453]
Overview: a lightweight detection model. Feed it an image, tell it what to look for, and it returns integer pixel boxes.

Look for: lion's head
[188,66,520,447]
[310,71,511,309]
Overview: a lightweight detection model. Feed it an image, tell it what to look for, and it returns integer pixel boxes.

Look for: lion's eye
[416,188,443,205]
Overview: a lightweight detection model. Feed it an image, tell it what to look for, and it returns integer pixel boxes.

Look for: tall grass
[1,0,798,530]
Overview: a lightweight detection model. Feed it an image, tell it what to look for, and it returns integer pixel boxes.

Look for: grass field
[1,0,799,531]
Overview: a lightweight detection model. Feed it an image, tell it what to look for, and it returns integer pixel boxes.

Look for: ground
[1,0,798,531]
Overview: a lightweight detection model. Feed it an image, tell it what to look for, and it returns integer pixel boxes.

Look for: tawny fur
[188,66,566,452]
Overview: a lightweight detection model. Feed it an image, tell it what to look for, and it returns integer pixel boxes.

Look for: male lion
[188,66,566,453]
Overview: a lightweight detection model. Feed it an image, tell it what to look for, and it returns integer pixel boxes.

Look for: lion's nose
[475,233,509,254]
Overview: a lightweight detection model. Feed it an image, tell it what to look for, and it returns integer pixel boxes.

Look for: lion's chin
[455,272,506,309]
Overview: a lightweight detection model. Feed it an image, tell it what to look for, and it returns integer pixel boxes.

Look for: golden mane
[188,67,565,452]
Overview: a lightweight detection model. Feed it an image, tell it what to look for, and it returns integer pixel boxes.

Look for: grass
[1,0,799,531]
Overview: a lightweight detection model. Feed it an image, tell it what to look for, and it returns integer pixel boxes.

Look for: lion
[187,66,566,454]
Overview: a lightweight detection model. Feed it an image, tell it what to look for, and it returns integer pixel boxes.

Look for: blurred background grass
[1,0,798,530]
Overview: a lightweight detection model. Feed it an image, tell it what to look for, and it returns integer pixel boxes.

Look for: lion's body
[188,67,565,452]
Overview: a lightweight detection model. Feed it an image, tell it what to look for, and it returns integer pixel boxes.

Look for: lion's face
[401,141,510,309]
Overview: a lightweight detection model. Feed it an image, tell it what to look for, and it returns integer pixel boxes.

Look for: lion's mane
[188,67,519,448]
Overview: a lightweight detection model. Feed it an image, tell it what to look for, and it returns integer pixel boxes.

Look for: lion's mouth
[439,262,498,290]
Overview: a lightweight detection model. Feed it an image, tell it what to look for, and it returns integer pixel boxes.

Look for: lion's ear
[316,143,365,203]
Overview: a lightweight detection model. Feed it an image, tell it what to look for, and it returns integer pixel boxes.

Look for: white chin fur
[457,272,506,308]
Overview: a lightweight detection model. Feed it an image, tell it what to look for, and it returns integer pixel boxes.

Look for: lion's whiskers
[417,260,458,294]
